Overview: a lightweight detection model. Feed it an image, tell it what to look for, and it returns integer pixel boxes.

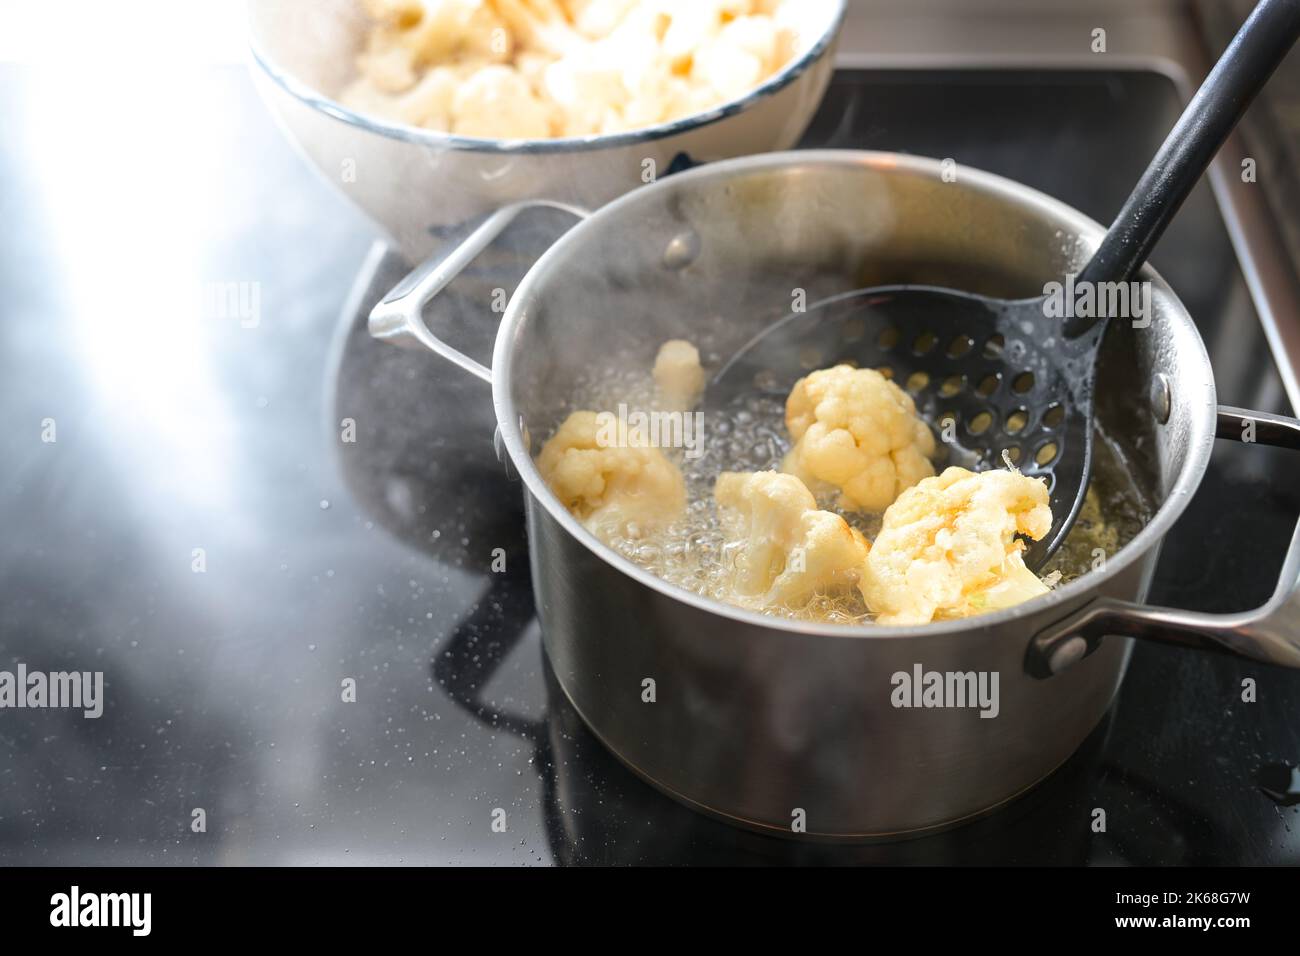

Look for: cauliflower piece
[652,339,705,411]
[451,64,554,137]
[659,1,723,71]
[373,0,512,70]
[537,410,686,539]
[662,75,727,125]
[404,66,461,127]
[715,471,871,609]
[720,15,780,71]
[514,50,554,90]
[361,0,425,23]
[782,364,936,513]
[691,16,778,101]
[861,467,1052,626]
[608,18,676,124]
[561,0,641,39]
[494,0,586,57]
[354,45,419,94]
[690,38,764,103]
[542,50,628,136]
[348,0,795,138]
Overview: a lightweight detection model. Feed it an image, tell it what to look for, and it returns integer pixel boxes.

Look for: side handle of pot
[1028,405,1300,675]
[367,200,590,382]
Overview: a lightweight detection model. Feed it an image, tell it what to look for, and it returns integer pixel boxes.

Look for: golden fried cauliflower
[537,410,685,539]
[782,364,936,513]
[714,471,871,609]
[652,339,705,412]
[861,467,1052,626]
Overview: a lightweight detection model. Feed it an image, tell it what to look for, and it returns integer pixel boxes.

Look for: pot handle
[368,199,591,383]
[1027,405,1300,676]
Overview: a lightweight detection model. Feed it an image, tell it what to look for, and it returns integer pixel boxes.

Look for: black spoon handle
[1070,0,1300,335]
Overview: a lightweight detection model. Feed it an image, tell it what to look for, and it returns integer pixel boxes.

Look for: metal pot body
[528,492,1149,837]
[493,152,1218,838]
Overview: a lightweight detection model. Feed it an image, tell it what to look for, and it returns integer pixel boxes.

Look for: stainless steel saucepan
[370,151,1300,839]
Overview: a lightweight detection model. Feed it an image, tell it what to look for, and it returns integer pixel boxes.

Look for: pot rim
[493,149,1218,640]
[247,0,847,156]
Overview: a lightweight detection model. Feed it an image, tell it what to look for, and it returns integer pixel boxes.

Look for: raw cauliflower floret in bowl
[782,364,936,514]
[343,0,807,138]
[536,410,686,540]
[861,466,1052,626]
[714,471,870,610]
[247,0,846,260]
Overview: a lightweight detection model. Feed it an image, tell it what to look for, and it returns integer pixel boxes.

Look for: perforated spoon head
[708,0,1300,569]
[708,286,1105,571]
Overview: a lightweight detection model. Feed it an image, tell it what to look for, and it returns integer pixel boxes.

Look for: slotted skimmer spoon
[711,0,1300,570]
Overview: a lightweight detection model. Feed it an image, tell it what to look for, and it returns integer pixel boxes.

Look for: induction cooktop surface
[1,65,1297,865]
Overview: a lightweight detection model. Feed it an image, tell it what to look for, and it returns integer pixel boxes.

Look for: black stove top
[2,65,1298,865]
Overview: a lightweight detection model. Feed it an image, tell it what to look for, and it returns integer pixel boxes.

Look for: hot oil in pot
[553,358,1153,624]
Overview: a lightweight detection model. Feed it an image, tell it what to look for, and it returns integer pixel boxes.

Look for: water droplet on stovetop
[1257,763,1300,806]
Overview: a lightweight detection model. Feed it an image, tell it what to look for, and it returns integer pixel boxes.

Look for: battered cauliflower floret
[715,471,871,609]
[861,467,1053,626]
[652,339,705,412]
[537,410,686,539]
[782,364,936,513]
